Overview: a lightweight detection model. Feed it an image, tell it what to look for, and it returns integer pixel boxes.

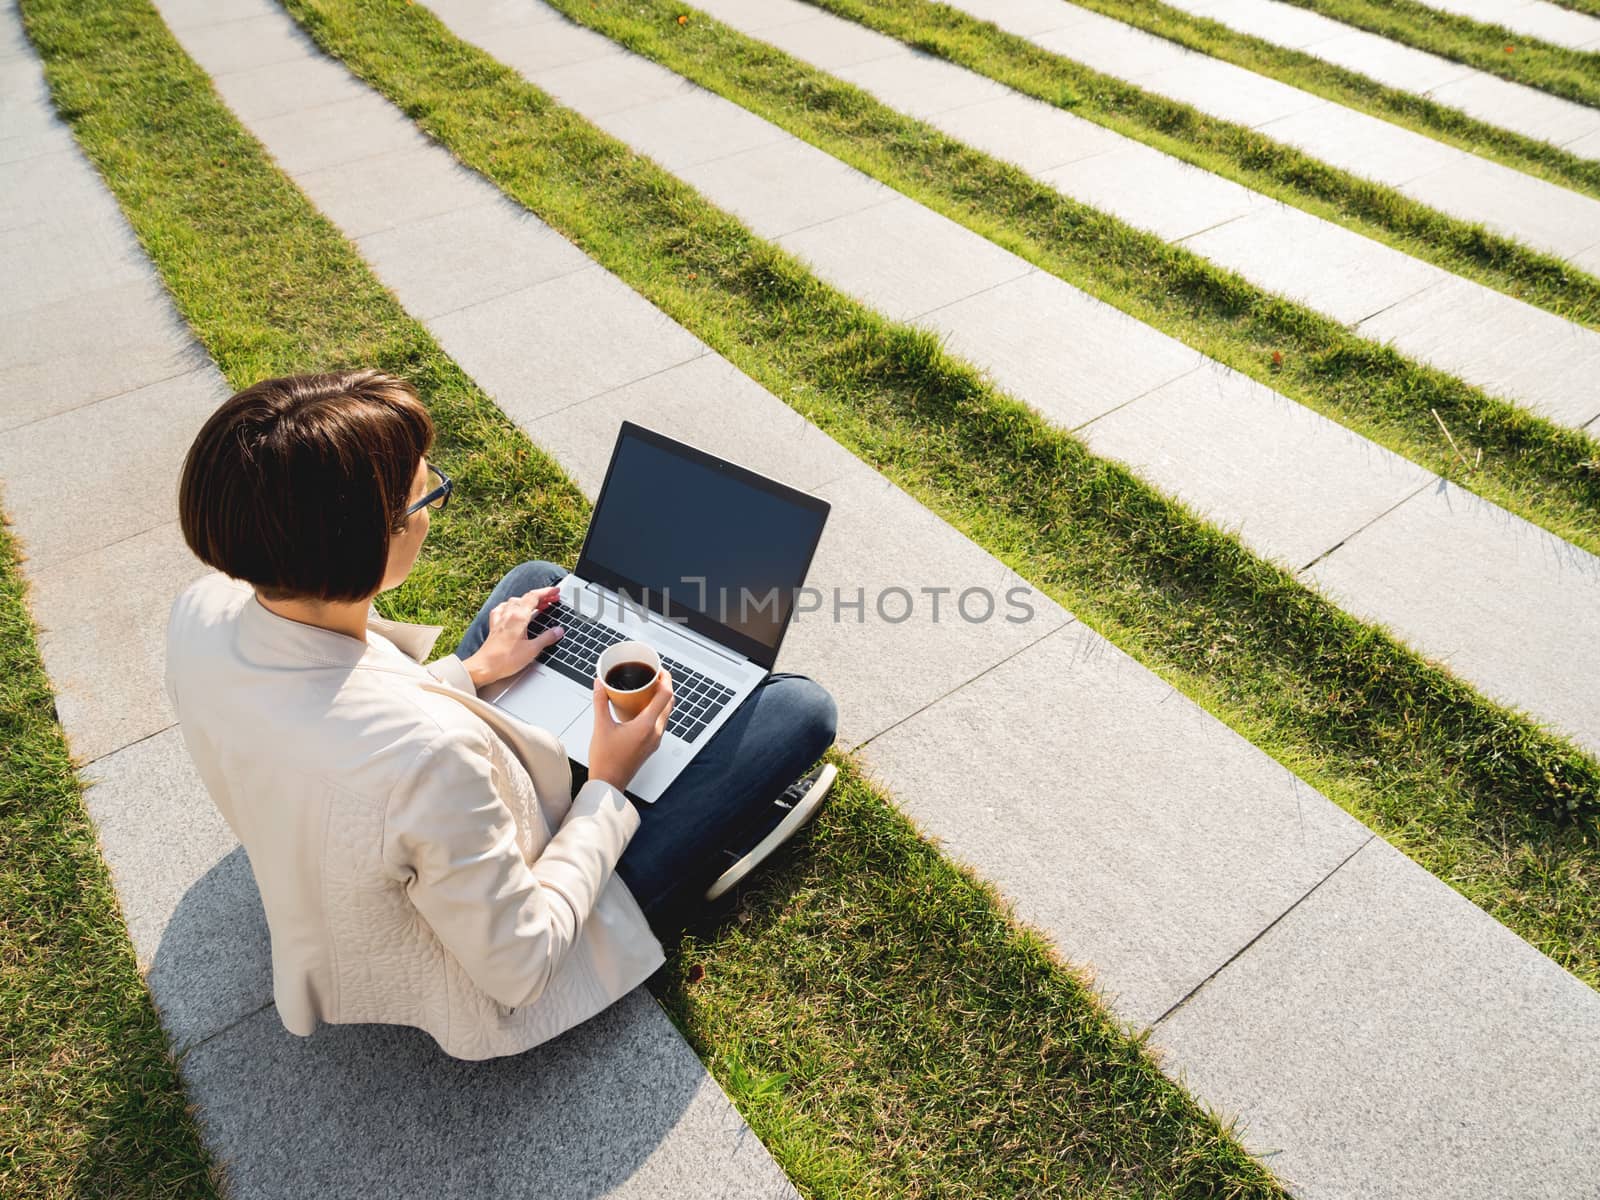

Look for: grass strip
[19,0,1289,1195]
[0,520,222,1200]
[274,0,1600,983]
[1271,0,1600,108]
[538,0,1600,561]
[910,0,1600,202]
[1552,0,1600,19]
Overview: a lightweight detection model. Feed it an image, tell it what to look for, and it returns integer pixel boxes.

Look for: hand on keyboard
[527,600,737,744]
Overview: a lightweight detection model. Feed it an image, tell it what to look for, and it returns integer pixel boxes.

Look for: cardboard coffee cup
[597,641,662,720]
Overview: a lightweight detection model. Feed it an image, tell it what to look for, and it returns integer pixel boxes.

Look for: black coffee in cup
[605,661,657,691]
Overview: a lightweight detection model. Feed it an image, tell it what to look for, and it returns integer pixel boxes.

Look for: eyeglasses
[404,463,453,517]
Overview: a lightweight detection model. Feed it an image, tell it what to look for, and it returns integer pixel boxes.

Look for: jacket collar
[237,591,446,666]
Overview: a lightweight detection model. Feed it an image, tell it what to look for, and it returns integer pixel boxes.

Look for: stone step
[1162,0,1600,152]
[0,8,799,1198]
[153,3,1600,1196]
[934,0,1600,272]
[424,0,1600,755]
[1402,0,1600,51]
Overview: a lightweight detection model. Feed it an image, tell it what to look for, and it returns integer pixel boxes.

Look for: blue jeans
[454,561,838,934]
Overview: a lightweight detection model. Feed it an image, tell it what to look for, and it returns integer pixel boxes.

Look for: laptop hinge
[581,580,749,668]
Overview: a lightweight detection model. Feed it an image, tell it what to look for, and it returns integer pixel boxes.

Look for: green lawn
[12,0,1294,1195]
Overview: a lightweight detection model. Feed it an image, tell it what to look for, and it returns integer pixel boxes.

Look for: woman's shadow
[145,847,738,1200]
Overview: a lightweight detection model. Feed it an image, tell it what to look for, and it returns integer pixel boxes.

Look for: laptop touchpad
[491,667,590,742]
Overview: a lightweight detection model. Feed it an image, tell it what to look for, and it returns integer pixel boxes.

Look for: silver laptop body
[485,421,830,803]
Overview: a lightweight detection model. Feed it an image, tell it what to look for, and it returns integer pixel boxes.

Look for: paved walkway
[135,2,1600,1196]
[427,0,1600,759]
[1408,0,1600,50]
[697,0,1600,428]
[1172,0,1600,152]
[940,0,1600,273]
[0,7,798,1197]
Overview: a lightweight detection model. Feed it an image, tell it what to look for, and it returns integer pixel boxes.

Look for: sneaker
[703,763,837,902]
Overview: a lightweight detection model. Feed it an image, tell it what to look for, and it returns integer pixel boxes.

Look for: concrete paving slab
[1184,0,1346,49]
[1251,97,1460,186]
[0,121,73,166]
[429,267,709,422]
[527,45,700,117]
[684,0,824,35]
[675,138,895,239]
[921,269,1204,429]
[1307,480,1600,755]
[0,367,229,570]
[80,728,266,1051]
[176,991,801,1200]
[1309,25,1477,91]
[1039,144,1268,241]
[750,13,909,71]
[942,0,1086,36]
[250,94,432,177]
[1565,126,1600,158]
[1356,275,1600,428]
[777,195,1036,322]
[28,520,209,764]
[859,619,1373,1026]
[176,12,318,77]
[1151,837,1600,1200]
[1133,55,1329,129]
[794,469,1070,748]
[154,0,276,30]
[532,354,860,499]
[355,200,593,319]
[1079,367,1436,570]
[1178,202,1448,326]
[0,150,152,315]
[1420,0,1600,52]
[924,91,1125,174]
[589,89,792,172]
[428,0,572,37]
[833,49,1013,120]
[1425,69,1600,151]
[467,10,622,74]
[0,278,205,433]
[0,55,57,135]
[292,146,490,239]
[1030,8,1194,78]
[206,53,367,123]
[1399,156,1600,261]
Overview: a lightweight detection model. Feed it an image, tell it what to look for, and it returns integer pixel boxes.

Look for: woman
[164,369,837,1061]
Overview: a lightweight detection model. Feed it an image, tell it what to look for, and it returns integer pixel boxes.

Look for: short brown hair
[180,370,434,603]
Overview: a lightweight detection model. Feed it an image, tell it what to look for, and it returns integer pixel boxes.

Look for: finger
[529,625,563,653]
[642,671,674,722]
[531,585,561,611]
[588,678,611,732]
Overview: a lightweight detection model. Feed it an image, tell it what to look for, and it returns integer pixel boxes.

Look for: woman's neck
[255,590,373,642]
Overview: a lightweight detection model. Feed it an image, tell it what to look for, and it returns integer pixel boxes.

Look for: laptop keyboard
[526,600,738,744]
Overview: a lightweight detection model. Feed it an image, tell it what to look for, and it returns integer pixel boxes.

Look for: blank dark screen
[583,435,825,651]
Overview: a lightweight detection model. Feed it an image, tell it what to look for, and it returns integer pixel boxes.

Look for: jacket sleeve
[382,725,642,1010]
[425,654,477,695]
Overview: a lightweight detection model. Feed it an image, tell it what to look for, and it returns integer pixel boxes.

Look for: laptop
[485,421,831,803]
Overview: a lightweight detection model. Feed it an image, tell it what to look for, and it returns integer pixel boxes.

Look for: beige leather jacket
[163,573,664,1060]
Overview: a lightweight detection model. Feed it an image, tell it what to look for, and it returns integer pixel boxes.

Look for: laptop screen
[575,422,831,670]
